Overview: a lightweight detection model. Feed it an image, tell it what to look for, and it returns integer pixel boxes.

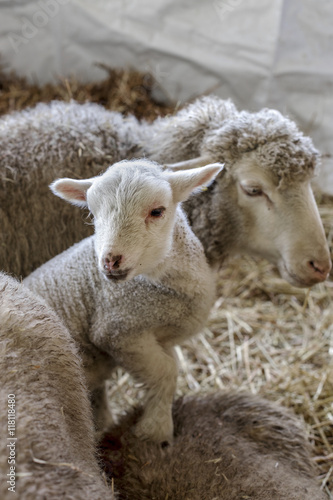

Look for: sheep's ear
[50,178,94,208]
[164,154,213,171]
[166,163,224,202]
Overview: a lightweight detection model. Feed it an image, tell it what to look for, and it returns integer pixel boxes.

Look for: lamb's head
[167,109,331,287]
[50,159,222,282]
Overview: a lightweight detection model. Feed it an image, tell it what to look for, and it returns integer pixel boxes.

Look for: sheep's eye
[150,207,165,218]
[241,185,263,197]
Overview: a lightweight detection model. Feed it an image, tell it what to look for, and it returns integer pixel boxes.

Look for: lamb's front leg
[117,331,178,445]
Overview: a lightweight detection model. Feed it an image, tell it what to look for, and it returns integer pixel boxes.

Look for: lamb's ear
[166,163,224,202]
[50,178,94,208]
[164,154,213,172]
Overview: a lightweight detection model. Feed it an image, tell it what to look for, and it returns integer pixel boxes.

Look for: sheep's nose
[103,254,123,271]
[307,258,332,282]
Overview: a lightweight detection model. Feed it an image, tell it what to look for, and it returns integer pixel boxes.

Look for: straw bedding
[1,65,332,497]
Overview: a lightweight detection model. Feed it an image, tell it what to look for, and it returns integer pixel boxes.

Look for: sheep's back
[23,236,98,344]
[0,272,115,500]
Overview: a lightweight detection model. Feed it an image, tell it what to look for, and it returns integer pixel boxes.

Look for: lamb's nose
[307,258,332,281]
[103,255,123,271]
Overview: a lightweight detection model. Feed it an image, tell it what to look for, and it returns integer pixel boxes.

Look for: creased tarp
[0,0,332,191]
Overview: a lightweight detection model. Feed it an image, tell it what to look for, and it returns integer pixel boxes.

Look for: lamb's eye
[150,207,165,218]
[242,185,263,197]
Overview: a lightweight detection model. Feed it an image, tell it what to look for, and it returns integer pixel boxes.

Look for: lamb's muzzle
[104,254,123,270]
[104,271,130,281]
[102,254,131,280]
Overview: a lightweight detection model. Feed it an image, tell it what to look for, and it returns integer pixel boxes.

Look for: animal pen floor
[1,65,332,498]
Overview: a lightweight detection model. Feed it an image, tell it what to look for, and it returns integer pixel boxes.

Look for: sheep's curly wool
[203,108,318,188]
[144,96,239,163]
[0,100,140,184]
[145,96,318,187]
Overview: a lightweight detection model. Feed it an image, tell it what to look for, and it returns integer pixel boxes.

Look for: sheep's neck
[183,180,241,268]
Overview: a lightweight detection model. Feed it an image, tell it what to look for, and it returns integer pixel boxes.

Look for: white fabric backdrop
[0,0,332,191]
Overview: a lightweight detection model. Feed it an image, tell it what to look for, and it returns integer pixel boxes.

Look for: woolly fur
[0,273,115,500]
[100,392,325,500]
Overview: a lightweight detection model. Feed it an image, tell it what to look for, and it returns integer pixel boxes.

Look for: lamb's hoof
[133,417,174,445]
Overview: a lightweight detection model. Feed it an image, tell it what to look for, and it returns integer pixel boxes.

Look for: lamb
[24,158,222,444]
[100,392,326,500]
[1,96,330,287]
[0,272,115,500]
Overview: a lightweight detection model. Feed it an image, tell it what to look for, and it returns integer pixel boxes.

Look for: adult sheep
[0,273,115,500]
[0,96,330,286]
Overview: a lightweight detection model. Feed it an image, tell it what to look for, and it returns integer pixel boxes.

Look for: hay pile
[1,66,332,498]
[0,64,173,120]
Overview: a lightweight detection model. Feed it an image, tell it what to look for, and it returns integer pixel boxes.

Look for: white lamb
[24,158,222,445]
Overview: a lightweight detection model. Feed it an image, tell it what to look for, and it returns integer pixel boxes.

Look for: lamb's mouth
[102,269,130,281]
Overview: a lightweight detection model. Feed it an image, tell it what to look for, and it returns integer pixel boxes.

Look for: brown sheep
[0,273,115,500]
[100,392,326,500]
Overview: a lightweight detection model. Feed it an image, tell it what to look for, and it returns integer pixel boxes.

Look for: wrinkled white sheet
[0,0,332,191]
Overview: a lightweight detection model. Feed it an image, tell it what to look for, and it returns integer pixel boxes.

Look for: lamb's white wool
[25,159,222,444]
[0,273,115,500]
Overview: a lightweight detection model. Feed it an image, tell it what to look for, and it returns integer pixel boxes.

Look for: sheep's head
[227,153,331,287]
[165,110,331,287]
[50,159,222,282]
